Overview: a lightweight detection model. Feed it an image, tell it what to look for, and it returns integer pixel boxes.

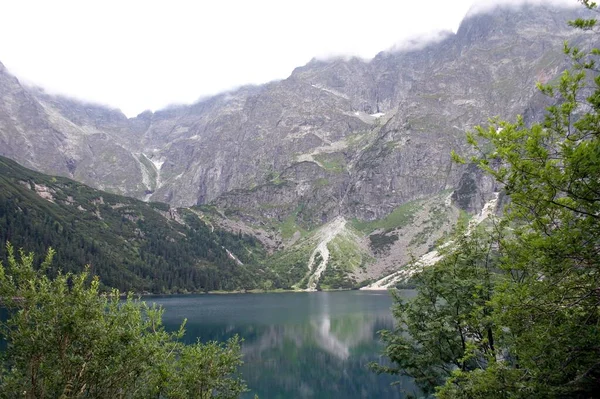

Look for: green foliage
[265,170,284,185]
[264,245,312,290]
[161,337,246,399]
[279,207,308,240]
[408,203,449,248]
[0,156,267,293]
[314,153,346,173]
[0,245,246,398]
[314,177,330,187]
[368,232,399,253]
[352,200,420,234]
[327,233,365,272]
[371,230,499,396]
[318,234,366,289]
[376,6,600,397]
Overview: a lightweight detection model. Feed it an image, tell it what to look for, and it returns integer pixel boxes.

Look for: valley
[2,1,600,397]
[0,4,590,291]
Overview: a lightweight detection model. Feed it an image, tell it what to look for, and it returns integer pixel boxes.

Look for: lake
[149,290,418,399]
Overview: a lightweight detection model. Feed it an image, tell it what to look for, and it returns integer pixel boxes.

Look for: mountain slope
[0,5,584,212]
[0,4,593,288]
[0,156,266,293]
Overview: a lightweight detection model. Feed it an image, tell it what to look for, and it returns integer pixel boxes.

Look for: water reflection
[151,291,417,399]
[313,317,350,359]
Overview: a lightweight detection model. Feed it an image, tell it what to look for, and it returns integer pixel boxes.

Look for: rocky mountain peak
[0,4,588,216]
[0,3,593,289]
[135,109,154,120]
[457,2,583,44]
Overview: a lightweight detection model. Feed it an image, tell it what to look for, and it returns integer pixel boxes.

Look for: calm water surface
[150,290,418,399]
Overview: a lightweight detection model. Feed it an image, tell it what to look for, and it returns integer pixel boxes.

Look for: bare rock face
[0,4,589,226]
[0,4,593,287]
[0,71,149,197]
[452,163,498,214]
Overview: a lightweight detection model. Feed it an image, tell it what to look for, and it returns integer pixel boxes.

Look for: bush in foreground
[0,244,246,399]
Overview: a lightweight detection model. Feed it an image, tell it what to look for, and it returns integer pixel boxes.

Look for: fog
[0,0,580,117]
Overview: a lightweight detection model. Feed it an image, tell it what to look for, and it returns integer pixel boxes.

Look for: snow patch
[351,110,388,125]
[142,152,165,172]
[150,157,164,171]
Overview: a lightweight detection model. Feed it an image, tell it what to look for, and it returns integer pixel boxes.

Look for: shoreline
[137,287,360,297]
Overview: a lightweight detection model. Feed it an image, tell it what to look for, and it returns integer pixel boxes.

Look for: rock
[0,4,593,284]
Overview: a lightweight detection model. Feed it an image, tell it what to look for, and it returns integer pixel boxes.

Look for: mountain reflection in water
[150,290,418,398]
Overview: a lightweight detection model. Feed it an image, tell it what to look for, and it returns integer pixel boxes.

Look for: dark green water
[149,290,418,399]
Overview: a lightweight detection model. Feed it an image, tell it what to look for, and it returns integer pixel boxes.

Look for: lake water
[149,290,418,399]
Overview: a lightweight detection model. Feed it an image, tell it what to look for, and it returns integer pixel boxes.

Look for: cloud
[466,0,579,17]
[387,30,454,54]
[310,53,371,63]
[2,0,581,117]
[384,0,579,56]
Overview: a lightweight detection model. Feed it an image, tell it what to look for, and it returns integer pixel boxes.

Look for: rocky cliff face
[0,4,592,288]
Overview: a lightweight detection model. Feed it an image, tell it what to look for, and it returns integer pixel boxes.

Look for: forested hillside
[0,156,267,293]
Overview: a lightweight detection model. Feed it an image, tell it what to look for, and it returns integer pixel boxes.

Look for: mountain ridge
[0,154,268,293]
[0,3,592,288]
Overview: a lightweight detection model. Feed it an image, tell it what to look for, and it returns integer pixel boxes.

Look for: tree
[0,243,247,398]
[377,2,600,397]
[371,227,500,397]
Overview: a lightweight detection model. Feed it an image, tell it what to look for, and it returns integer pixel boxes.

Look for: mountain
[0,4,593,289]
[0,155,267,293]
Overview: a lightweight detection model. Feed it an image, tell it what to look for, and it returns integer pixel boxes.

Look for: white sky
[0,0,578,117]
